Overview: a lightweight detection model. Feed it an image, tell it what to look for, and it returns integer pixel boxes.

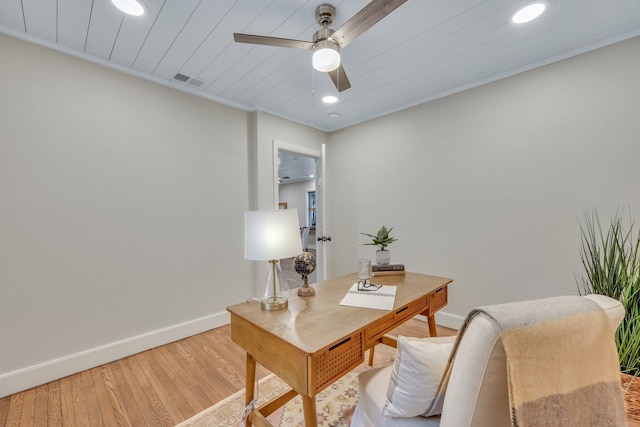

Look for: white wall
[251,112,326,211]
[279,180,315,227]
[326,36,640,327]
[0,35,250,396]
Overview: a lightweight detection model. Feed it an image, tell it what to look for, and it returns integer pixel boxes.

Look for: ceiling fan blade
[332,0,408,48]
[233,33,313,50]
[329,65,351,92]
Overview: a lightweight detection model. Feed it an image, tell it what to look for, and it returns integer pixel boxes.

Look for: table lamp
[244,209,302,310]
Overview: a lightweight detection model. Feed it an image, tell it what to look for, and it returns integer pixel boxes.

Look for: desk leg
[301,394,317,427]
[427,314,438,337]
[245,353,256,427]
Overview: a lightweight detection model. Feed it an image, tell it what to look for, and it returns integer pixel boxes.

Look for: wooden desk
[227,272,452,427]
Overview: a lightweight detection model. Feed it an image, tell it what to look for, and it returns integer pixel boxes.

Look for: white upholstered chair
[351,294,625,427]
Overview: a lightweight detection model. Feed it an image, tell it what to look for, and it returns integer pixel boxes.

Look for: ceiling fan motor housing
[313,27,337,45]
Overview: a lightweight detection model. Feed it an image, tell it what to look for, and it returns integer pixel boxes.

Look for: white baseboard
[0,311,230,399]
[414,311,464,331]
[435,311,465,330]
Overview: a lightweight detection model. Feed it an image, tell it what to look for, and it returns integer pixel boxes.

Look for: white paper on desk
[339,283,397,311]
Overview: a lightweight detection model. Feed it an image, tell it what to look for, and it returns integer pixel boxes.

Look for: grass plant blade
[578,208,640,375]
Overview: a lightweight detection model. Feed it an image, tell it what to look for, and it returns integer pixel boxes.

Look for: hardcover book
[372,263,405,272]
[373,270,406,276]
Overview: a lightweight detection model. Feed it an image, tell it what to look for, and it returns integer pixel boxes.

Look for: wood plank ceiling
[1,0,640,132]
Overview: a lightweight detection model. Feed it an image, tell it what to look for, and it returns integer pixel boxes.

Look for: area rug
[177,344,396,427]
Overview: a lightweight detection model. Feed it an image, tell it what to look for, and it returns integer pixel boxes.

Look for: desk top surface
[227,272,452,354]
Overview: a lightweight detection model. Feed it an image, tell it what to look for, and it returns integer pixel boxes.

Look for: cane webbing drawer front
[395,296,428,320]
[364,312,396,347]
[429,286,448,313]
[312,331,363,394]
[364,296,428,348]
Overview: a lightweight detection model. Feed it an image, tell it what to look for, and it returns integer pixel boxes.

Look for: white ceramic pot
[376,250,391,265]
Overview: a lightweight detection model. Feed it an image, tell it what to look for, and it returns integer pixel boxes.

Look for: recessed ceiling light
[511,2,547,24]
[322,95,338,104]
[329,113,340,119]
[111,0,145,16]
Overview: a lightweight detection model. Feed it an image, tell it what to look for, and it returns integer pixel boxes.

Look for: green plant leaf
[360,226,398,251]
[578,207,640,375]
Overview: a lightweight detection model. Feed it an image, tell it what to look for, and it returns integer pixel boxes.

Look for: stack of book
[372,263,405,276]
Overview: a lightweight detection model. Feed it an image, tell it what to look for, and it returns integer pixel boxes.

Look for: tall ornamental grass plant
[578,208,640,375]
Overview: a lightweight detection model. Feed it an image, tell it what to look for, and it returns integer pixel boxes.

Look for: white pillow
[383,335,456,417]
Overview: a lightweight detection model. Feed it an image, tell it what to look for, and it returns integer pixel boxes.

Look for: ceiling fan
[233,0,408,92]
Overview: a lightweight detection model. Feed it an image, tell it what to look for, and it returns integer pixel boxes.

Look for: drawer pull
[329,337,351,351]
[395,306,408,315]
[435,287,444,293]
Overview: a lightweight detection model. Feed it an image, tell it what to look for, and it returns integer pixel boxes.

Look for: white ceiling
[278,151,316,185]
[1,0,640,132]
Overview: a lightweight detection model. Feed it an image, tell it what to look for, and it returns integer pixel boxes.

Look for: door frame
[272,140,326,280]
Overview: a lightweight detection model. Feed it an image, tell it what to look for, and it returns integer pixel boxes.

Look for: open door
[273,141,328,281]
[314,144,328,281]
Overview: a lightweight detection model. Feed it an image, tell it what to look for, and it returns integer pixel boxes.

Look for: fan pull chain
[311,65,316,97]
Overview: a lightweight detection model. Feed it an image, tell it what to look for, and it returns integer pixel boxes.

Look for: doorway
[272,141,327,284]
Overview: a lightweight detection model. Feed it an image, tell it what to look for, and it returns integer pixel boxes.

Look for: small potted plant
[361,226,398,265]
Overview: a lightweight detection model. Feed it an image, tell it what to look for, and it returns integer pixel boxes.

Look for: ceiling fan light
[312,41,340,72]
[111,0,145,16]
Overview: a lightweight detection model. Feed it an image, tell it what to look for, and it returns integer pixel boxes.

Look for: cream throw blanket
[427,296,627,426]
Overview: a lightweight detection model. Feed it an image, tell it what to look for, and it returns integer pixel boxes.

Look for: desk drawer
[394,297,428,320]
[364,297,428,347]
[313,331,363,393]
[429,286,448,313]
[364,312,395,347]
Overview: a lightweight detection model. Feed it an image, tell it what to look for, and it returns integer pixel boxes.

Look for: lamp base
[258,259,291,311]
[261,297,288,311]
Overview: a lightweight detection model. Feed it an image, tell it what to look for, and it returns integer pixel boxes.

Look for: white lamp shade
[244,209,302,260]
[312,45,341,72]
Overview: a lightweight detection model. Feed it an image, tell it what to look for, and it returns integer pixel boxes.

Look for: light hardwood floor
[0,319,450,426]
[1,319,638,426]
